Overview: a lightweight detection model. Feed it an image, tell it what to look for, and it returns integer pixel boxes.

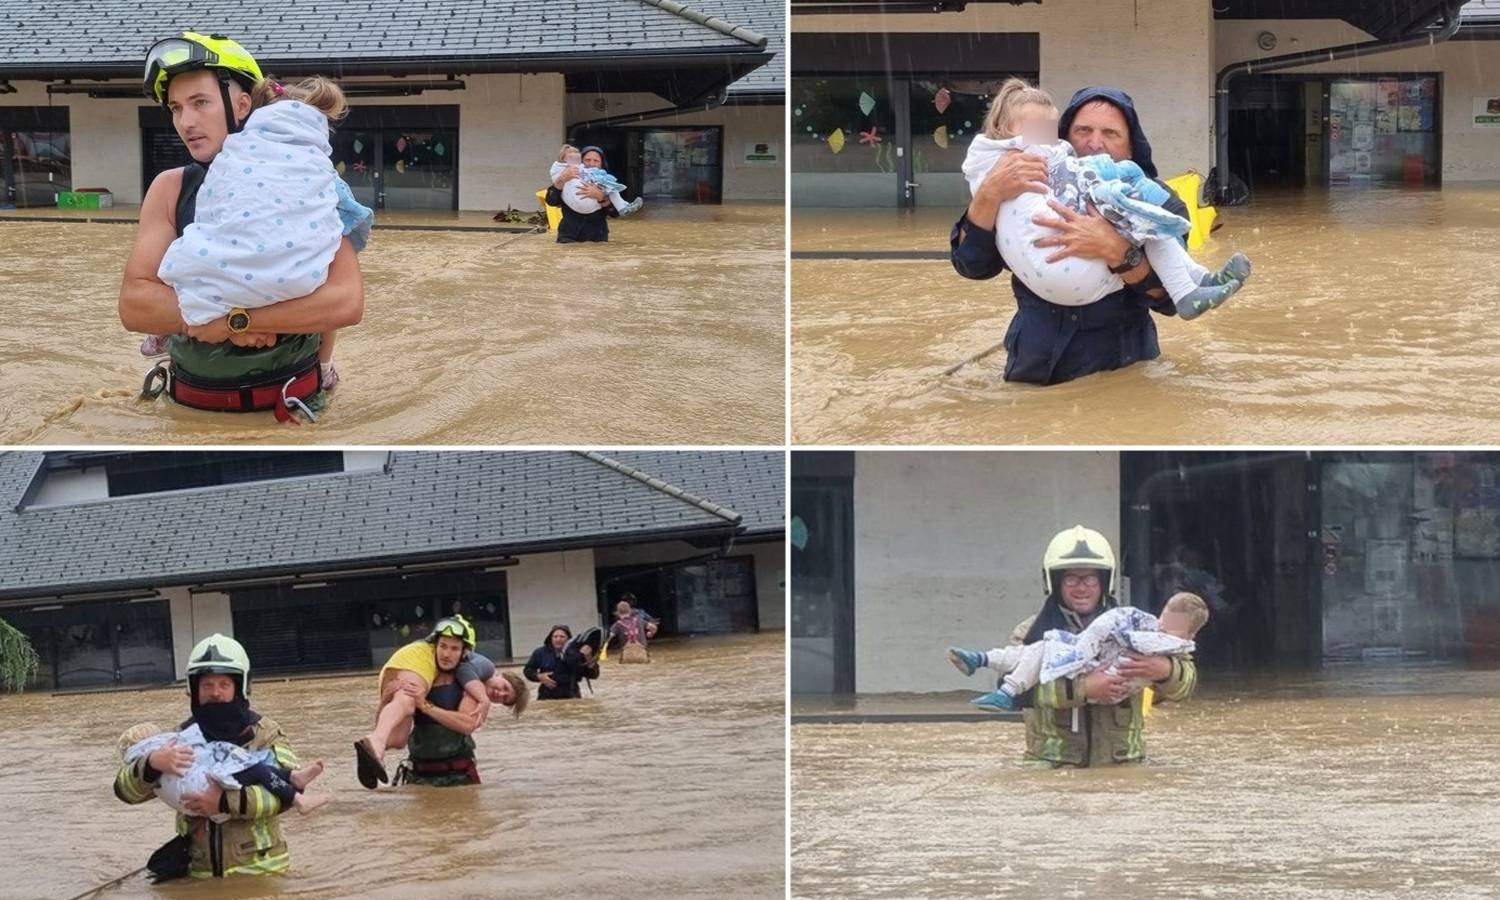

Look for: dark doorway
[597,555,759,636]
[1,598,174,689]
[1228,76,1307,191]
[1122,452,1319,672]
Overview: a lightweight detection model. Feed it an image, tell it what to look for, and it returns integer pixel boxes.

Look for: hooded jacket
[523,625,600,700]
[1008,592,1197,767]
[950,85,1192,386]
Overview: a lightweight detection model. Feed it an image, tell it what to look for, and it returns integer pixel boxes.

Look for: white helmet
[1041,525,1117,597]
[185,633,251,699]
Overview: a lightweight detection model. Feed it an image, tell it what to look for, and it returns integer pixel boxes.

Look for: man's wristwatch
[226,307,252,334]
[1108,245,1144,274]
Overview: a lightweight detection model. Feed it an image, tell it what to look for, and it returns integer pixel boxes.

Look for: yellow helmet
[143,31,263,107]
[1041,525,1117,597]
[427,615,476,651]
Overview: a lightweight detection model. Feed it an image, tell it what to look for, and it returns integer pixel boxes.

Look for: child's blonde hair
[983,77,1057,139]
[250,75,348,122]
[1164,591,1210,633]
[499,670,530,718]
[557,144,581,163]
[117,722,165,760]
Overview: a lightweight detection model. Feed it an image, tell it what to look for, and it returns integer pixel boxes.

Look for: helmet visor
[144,38,217,104]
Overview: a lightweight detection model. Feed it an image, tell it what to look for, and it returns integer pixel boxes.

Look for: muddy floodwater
[0,632,784,900]
[792,665,1500,899]
[792,186,1500,445]
[0,203,784,445]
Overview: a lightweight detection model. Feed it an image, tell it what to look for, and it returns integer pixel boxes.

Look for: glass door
[909,78,1008,208]
[330,129,380,209]
[379,129,456,210]
[639,127,722,203]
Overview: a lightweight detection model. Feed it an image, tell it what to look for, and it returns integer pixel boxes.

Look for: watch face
[229,312,250,331]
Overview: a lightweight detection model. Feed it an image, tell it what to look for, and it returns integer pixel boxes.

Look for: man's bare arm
[118,168,189,335]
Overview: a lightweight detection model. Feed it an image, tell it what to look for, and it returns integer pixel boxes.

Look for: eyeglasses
[1061,573,1101,588]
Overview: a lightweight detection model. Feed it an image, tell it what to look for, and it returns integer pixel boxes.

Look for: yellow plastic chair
[535,188,562,232]
[1163,170,1217,250]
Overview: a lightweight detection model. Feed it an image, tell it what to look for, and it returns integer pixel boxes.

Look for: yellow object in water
[1163,170,1217,251]
[600,639,608,662]
[535,188,562,232]
[1142,686,1155,716]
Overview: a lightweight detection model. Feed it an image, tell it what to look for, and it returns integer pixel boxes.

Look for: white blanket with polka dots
[160,100,349,326]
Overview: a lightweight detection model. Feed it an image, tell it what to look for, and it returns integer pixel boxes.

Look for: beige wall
[0,72,566,210]
[792,0,1216,176]
[851,451,1120,694]
[566,91,785,200]
[507,549,599,654]
[165,587,233,679]
[1217,20,1500,182]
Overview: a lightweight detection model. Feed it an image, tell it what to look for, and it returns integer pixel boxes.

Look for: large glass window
[2,107,71,208]
[1328,76,1439,186]
[791,76,898,207]
[909,78,1007,208]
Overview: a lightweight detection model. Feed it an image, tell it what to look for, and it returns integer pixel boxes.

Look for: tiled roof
[0,450,782,600]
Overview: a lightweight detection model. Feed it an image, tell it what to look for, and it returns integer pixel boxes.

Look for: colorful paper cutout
[859,126,882,146]
[828,128,846,154]
[934,87,951,114]
[858,92,875,116]
[933,125,949,149]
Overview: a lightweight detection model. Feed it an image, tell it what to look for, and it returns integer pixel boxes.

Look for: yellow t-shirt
[378,640,437,692]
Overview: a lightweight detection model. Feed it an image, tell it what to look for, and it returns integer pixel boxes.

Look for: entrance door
[639,127,722,203]
[673,558,757,633]
[1,599,174,689]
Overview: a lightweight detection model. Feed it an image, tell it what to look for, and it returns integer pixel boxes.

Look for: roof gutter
[568,84,729,133]
[1213,0,1464,204]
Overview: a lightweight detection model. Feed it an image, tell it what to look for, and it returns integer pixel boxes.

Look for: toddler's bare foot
[294,792,330,815]
[290,759,325,791]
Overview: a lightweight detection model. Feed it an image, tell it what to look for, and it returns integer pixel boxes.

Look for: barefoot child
[118,722,327,819]
[948,591,1208,711]
[962,79,1251,321]
[141,76,374,392]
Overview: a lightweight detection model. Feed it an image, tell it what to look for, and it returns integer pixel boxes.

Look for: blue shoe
[971,689,1017,712]
[947,647,985,677]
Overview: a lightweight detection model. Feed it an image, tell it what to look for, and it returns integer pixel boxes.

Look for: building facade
[0,450,784,689]
[791,450,1500,694]
[0,0,785,211]
[789,0,1499,208]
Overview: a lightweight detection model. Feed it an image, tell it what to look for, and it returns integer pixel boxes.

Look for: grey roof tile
[0,450,783,600]
[679,0,783,94]
[0,0,768,67]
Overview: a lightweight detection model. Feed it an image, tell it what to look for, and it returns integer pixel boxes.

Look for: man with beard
[355,617,526,788]
[114,634,300,879]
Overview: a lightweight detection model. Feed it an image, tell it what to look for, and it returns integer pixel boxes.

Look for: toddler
[118,721,327,820]
[551,144,643,217]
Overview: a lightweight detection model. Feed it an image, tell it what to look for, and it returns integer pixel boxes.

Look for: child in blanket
[962,78,1251,320]
[117,722,328,821]
[141,76,374,392]
[551,144,643,217]
[947,591,1208,712]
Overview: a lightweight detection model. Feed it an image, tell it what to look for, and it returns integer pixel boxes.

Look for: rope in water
[63,865,147,900]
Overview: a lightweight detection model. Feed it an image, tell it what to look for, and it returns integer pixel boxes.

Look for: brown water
[0,203,785,445]
[792,665,1500,898]
[0,632,785,899]
[792,186,1500,445]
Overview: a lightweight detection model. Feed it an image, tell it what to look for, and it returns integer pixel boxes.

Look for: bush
[0,618,40,693]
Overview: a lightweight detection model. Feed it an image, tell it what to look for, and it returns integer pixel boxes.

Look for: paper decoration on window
[353,160,368,174]
[828,128,846,154]
[396,136,407,152]
[933,125,949,149]
[793,106,803,117]
[859,126,882,146]
[335,160,346,174]
[395,159,406,174]
[934,87,951,114]
[858,91,875,116]
[434,142,446,156]
[353,138,364,154]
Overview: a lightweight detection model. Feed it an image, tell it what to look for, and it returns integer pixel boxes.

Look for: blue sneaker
[971,689,1017,712]
[947,647,985,677]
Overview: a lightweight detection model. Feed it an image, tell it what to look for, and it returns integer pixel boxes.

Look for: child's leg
[999,642,1046,696]
[232,762,298,810]
[318,330,337,364]
[293,792,330,814]
[983,645,1027,674]
[607,190,630,214]
[1143,237,1242,320]
[1200,251,1252,287]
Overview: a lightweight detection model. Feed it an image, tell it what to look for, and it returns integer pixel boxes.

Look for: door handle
[905,181,921,188]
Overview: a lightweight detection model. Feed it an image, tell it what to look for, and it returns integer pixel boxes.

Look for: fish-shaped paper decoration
[934,87,952,114]
[858,91,875,116]
[828,128,846,154]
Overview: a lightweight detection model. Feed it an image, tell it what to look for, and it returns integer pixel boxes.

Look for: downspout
[567,85,729,137]
[1213,0,1464,204]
